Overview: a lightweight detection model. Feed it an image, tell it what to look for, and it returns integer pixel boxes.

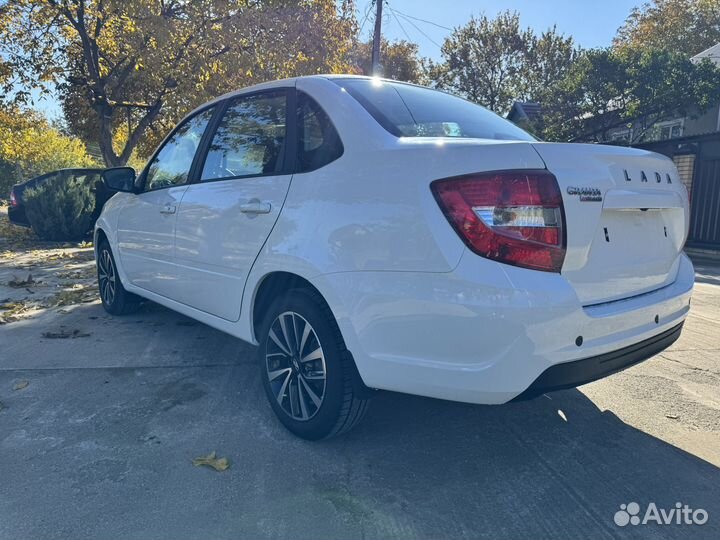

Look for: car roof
[188,74,390,116]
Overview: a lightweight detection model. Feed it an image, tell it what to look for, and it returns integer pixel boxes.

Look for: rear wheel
[258,289,369,440]
[97,240,141,315]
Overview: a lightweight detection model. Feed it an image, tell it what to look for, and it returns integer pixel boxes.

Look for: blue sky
[371,0,640,59]
[32,0,640,119]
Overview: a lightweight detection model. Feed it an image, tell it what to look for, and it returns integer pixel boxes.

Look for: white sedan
[95,75,694,439]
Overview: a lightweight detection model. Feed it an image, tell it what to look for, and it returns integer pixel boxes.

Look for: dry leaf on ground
[42,328,91,339]
[13,380,29,391]
[8,274,37,288]
[192,451,230,471]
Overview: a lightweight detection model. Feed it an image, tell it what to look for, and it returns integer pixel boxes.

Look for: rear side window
[296,92,343,172]
[333,78,534,141]
[201,91,287,181]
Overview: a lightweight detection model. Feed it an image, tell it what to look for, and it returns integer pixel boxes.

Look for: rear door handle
[239,201,272,214]
[160,204,176,215]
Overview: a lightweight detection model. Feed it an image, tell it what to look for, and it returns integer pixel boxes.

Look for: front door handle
[239,201,272,214]
[160,204,176,215]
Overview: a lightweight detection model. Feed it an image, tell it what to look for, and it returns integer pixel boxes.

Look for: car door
[116,107,215,298]
[172,89,294,321]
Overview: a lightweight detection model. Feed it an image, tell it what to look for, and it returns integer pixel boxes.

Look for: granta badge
[566,186,603,202]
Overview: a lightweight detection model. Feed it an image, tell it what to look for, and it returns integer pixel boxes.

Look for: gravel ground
[0,208,718,540]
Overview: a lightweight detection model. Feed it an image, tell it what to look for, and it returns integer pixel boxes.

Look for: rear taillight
[431,170,566,272]
[9,191,18,207]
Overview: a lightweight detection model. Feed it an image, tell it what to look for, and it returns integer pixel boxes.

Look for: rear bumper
[316,252,694,405]
[513,322,683,401]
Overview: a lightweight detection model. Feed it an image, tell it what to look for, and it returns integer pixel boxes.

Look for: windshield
[332,78,534,141]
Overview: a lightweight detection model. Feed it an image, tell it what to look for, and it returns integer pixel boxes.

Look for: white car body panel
[532,142,690,304]
[95,75,694,404]
[115,185,188,298]
[172,173,291,321]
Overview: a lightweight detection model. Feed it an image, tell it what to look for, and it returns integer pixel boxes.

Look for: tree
[615,0,720,57]
[349,38,422,83]
[0,0,357,166]
[536,47,720,142]
[427,11,576,115]
[0,106,96,195]
[525,28,577,102]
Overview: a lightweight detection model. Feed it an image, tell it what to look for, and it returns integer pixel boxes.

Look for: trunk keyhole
[604,227,610,242]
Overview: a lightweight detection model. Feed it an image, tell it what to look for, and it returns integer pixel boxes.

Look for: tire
[96,240,141,315]
[258,288,370,440]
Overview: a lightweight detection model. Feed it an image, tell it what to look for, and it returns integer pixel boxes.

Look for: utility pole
[371,0,383,76]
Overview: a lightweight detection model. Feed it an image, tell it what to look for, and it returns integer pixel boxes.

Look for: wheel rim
[265,311,327,421]
[97,248,116,306]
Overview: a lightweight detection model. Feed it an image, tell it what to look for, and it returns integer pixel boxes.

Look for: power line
[359,1,374,36]
[388,7,453,31]
[390,9,444,49]
[388,7,413,43]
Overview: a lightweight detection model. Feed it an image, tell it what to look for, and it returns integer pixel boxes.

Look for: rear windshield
[332,78,534,141]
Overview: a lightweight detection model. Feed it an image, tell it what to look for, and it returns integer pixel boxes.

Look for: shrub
[23,172,96,241]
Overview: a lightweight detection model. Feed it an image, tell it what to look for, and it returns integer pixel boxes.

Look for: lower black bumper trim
[513,322,684,401]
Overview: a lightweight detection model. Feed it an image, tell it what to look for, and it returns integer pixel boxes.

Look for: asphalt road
[1,258,719,539]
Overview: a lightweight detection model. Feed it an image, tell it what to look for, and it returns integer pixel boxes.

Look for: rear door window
[200,91,288,181]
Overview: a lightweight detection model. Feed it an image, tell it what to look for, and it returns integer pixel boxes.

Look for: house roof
[691,43,720,66]
[507,101,542,123]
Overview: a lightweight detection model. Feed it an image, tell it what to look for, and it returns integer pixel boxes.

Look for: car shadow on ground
[1,300,718,539]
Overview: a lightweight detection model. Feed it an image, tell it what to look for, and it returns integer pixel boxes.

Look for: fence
[635,132,720,251]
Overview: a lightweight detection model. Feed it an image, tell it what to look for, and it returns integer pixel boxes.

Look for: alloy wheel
[265,311,327,421]
[98,249,116,306]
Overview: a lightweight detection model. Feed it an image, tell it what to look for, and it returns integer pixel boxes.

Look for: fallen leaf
[0,301,30,323]
[13,380,29,391]
[192,451,230,472]
[42,328,91,339]
[665,414,679,420]
[8,274,36,288]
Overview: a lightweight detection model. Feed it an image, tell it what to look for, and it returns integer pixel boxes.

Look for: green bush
[24,172,96,241]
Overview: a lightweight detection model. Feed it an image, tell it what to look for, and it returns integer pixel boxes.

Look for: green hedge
[24,172,96,241]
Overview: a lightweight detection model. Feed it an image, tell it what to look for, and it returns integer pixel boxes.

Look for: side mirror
[102,167,136,193]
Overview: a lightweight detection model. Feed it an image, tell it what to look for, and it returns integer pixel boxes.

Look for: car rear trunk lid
[531,142,689,305]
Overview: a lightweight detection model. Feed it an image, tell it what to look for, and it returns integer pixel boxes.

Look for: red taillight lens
[431,170,566,272]
[9,191,18,207]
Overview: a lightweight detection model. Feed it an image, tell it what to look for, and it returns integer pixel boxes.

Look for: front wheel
[259,289,369,440]
[96,240,141,315]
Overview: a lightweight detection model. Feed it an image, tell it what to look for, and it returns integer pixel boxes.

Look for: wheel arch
[250,270,373,396]
[93,227,109,260]
[252,271,328,343]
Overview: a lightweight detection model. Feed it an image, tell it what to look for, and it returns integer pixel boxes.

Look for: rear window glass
[332,78,534,141]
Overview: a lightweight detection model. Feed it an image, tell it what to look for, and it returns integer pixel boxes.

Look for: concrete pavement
[1,261,719,539]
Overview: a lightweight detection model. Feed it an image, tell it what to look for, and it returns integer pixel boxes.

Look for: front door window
[145,107,215,190]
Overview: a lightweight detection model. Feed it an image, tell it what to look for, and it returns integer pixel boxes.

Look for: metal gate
[633,132,720,251]
[689,158,720,249]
